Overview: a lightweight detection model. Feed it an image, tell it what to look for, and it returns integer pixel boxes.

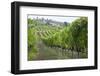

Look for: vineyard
[28,17,88,61]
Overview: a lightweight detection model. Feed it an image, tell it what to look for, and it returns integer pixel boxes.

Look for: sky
[28,15,80,23]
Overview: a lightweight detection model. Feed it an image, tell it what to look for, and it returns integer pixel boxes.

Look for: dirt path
[34,38,72,60]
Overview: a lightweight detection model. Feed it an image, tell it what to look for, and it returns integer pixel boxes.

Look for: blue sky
[28,15,80,23]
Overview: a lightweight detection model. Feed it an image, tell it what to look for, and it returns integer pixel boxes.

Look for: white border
[20,6,95,70]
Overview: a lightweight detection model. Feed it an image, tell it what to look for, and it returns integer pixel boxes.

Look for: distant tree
[64,22,67,25]
[28,18,33,24]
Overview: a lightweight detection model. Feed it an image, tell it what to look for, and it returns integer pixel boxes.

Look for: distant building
[33,18,66,27]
